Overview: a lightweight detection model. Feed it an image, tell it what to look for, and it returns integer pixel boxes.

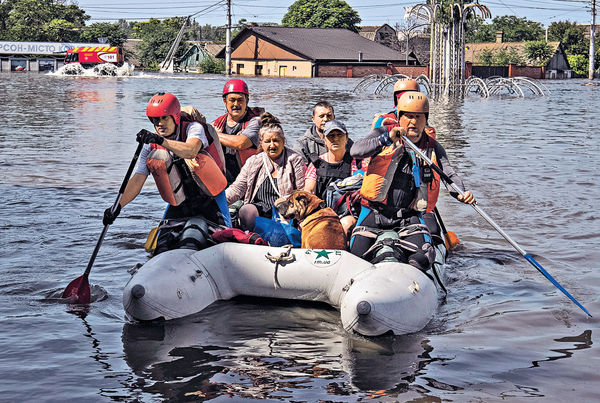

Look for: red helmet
[146,93,181,125]
[222,79,249,97]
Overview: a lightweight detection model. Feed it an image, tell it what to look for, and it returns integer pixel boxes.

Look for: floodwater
[1,72,599,402]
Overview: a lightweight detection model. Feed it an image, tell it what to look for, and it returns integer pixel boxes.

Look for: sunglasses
[149,116,171,125]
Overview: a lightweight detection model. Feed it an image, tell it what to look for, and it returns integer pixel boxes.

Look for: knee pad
[408,243,435,271]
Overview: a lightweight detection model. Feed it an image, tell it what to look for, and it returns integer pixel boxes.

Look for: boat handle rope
[266,244,295,289]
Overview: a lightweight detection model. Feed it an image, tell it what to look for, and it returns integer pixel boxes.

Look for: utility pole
[589,0,596,80]
[226,0,232,76]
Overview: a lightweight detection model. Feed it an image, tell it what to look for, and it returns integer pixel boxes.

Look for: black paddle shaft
[81,138,144,280]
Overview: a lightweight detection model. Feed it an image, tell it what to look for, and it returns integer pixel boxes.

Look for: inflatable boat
[123,226,447,337]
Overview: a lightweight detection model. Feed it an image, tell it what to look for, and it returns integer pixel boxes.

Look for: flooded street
[1,72,599,401]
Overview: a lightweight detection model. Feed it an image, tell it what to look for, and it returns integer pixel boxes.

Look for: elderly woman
[226,112,306,231]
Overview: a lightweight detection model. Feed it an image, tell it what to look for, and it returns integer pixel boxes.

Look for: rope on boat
[265,245,295,289]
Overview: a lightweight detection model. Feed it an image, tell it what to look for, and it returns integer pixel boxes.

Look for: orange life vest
[360,127,441,213]
[213,106,264,167]
[146,115,227,206]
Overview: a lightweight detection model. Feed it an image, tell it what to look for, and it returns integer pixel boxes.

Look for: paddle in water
[434,206,460,250]
[403,136,592,317]
[62,136,145,304]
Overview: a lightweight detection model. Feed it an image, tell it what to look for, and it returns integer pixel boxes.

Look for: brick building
[216,26,418,78]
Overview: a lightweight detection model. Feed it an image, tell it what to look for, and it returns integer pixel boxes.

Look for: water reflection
[121,299,446,400]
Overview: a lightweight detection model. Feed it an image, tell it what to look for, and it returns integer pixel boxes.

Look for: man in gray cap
[294,101,353,164]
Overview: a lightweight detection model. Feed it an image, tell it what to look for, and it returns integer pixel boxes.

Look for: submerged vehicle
[64,46,124,68]
[123,218,447,337]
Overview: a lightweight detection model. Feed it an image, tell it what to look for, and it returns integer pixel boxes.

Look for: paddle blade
[144,226,158,253]
[61,275,91,304]
[445,231,460,250]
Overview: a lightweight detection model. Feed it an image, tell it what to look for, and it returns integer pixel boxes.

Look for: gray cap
[323,119,348,136]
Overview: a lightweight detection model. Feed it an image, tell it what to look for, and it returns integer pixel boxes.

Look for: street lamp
[400,22,429,66]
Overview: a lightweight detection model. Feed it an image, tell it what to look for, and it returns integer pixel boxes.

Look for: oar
[62,137,144,304]
[403,136,592,317]
[434,206,460,250]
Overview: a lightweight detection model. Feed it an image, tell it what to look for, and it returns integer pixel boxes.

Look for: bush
[199,55,225,74]
[567,54,588,77]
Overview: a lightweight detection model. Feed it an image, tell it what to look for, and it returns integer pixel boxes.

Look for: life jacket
[146,108,227,206]
[313,153,355,199]
[360,128,440,214]
[213,106,264,167]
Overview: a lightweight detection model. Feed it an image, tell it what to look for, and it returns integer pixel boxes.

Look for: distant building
[0,40,105,72]
[359,24,401,51]
[177,41,215,72]
[216,26,416,78]
[465,33,572,79]
[578,24,600,40]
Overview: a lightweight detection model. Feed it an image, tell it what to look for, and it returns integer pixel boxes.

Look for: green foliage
[548,21,587,55]
[567,54,588,76]
[478,48,493,65]
[198,55,224,74]
[467,15,543,43]
[282,0,361,32]
[133,17,191,69]
[1,0,89,41]
[80,22,128,47]
[478,47,525,66]
[524,40,553,65]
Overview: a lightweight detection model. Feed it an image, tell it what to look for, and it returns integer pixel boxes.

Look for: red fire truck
[64,46,124,67]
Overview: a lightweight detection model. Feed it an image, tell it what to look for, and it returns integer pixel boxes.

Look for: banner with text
[0,41,105,55]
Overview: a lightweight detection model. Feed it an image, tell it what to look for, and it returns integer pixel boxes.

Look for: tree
[198,54,224,74]
[282,0,361,33]
[467,15,543,43]
[3,0,88,41]
[80,22,128,47]
[567,54,588,76]
[478,48,493,65]
[524,41,553,66]
[133,17,191,70]
[548,20,587,55]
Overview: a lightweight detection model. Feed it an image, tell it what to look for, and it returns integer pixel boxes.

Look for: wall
[232,60,313,77]
[317,64,427,78]
[508,64,543,79]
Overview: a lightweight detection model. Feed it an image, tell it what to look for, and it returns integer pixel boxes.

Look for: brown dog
[276,190,347,250]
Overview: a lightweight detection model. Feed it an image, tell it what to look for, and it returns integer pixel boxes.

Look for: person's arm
[218,116,260,150]
[225,158,251,203]
[435,142,476,204]
[303,163,317,193]
[292,154,306,190]
[119,173,147,208]
[162,137,202,159]
[350,127,388,159]
[218,132,253,149]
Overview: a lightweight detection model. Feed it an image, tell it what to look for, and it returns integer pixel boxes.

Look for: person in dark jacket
[294,101,354,164]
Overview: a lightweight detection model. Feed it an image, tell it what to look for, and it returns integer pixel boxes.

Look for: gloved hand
[136,129,164,145]
[103,204,121,226]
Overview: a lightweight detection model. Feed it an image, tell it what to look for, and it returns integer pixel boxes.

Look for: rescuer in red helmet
[213,78,264,183]
[102,92,230,254]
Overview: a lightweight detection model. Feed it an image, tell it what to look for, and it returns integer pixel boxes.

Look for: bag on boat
[253,206,302,247]
[326,171,364,217]
[212,228,267,245]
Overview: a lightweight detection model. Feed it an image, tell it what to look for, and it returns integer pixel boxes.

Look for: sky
[72,0,596,28]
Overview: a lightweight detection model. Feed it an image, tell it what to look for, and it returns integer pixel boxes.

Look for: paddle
[62,136,144,304]
[434,206,460,250]
[402,136,592,317]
